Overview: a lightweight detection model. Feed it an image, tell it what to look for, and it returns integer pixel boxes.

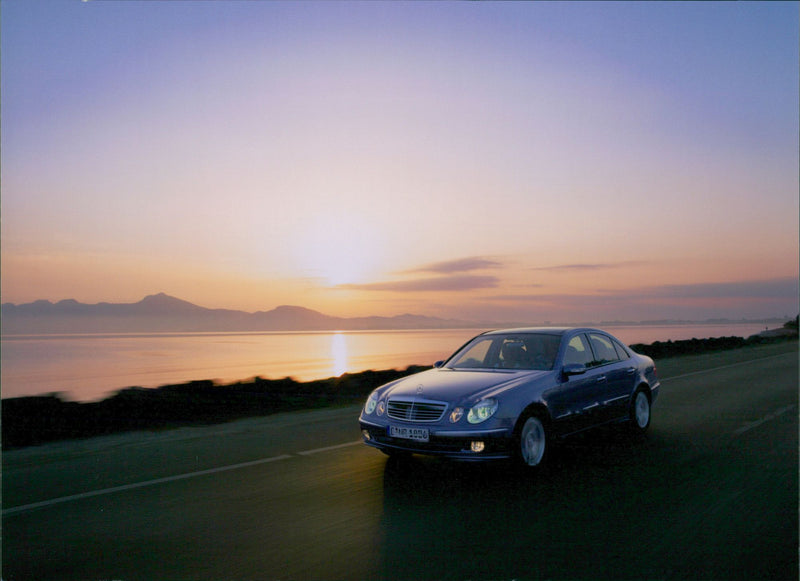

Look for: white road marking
[656,353,796,437]
[6,440,366,517]
[733,405,796,436]
[3,454,292,517]
[661,352,791,382]
[297,440,362,456]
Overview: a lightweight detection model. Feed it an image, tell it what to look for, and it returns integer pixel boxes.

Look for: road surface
[3,342,797,580]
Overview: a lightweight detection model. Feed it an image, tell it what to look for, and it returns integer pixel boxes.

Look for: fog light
[362,429,371,441]
[449,407,464,423]
[470,441,485,453]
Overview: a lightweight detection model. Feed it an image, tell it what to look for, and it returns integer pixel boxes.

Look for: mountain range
[2,293,785,335]
[0,293,481,334]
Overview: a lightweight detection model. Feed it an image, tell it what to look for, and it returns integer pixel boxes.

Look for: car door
[547,333,605,434]
[587,332,636,422]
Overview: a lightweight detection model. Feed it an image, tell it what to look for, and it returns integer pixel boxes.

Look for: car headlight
[467,399,498,424]
[365,392,379,414]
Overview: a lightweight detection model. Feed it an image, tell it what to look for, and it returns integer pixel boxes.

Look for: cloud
[345,257,503,293]
[485,293,552,303]
[635,278,799,300]
[472,277,799,322]
[337,275,500,292]
[488,278,799,304]
[409,256,504,274]
[531,261,648,272]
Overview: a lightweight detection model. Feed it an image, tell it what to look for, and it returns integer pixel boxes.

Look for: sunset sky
[2,1,798,323]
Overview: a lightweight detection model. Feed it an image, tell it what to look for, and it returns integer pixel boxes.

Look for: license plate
[389,426,429,442]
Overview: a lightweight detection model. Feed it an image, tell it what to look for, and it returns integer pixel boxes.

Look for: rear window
[613,339,631,361]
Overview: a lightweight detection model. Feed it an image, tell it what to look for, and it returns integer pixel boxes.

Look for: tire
[629,388,651,433]
[517,414,548,468]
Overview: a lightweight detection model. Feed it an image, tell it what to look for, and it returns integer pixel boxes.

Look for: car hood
[381,368,548,402]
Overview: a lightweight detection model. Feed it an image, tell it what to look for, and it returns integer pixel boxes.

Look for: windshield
[446,333,561,371]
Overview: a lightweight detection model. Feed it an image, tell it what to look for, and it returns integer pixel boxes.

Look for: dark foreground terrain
[2,366,428,449]
[3,341,797,580]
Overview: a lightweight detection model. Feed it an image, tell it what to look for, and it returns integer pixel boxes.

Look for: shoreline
[0,321,784,402]
[3,330,796,450]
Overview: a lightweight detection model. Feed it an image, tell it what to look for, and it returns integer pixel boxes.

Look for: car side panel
[596,360,637,422]
[544,369,606,435]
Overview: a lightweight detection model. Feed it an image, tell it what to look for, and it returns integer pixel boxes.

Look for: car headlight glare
[365,392,379,414]
[467,399,498,424]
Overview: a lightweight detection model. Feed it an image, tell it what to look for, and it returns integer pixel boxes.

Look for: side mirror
[433,360,445,368]
[562,363,587,379]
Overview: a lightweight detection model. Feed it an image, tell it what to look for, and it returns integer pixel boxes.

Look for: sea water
[0,323,774,402]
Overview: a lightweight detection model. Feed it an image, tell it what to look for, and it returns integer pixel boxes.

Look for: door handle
[626,368,636,375]
[596,375,607,383]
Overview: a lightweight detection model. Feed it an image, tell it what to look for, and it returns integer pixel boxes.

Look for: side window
[588,333,620,365]
[563,334,594,366]
[612,339,631,361]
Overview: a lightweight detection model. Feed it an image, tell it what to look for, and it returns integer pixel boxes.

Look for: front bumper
[359,418,515,461]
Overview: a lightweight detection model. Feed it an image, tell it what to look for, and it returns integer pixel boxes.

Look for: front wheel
[517,415,548,468]
[630,389,651,433]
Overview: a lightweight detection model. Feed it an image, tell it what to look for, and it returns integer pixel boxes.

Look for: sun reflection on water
[331,332,348,376]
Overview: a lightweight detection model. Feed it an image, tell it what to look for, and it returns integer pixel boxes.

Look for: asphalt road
[4,342,798,581]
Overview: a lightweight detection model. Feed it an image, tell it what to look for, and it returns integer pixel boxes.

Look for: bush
[2,366,430,449]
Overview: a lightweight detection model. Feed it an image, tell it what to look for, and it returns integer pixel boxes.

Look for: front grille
[387,398,447,422]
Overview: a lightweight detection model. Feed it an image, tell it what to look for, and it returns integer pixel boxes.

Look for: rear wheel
[630,389,651,433]
[517,415,548,468]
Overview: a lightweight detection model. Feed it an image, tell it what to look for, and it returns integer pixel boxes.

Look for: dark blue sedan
[359,327,660,468]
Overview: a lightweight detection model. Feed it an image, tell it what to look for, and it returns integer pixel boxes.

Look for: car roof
[480,327,604,336]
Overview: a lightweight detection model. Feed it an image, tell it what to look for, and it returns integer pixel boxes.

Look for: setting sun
[295,212,384,287]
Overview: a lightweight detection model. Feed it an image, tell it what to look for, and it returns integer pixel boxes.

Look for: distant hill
[2,293,788,335]
[0,293,480,334]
